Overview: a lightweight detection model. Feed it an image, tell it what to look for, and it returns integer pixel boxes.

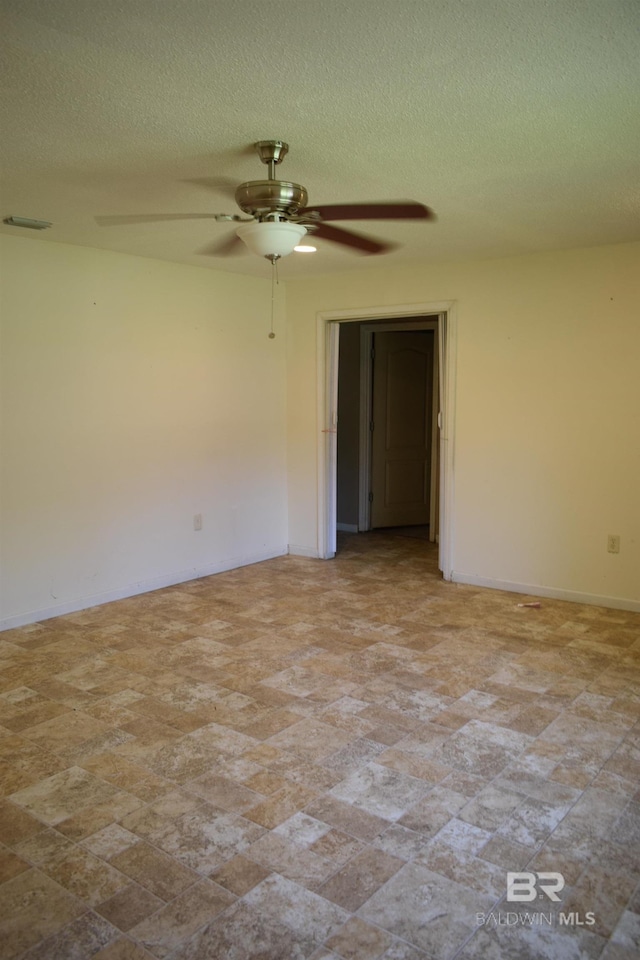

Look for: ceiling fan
[97,140,435,261]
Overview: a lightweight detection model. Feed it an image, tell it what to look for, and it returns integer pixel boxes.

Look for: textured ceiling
[1,0,639,278]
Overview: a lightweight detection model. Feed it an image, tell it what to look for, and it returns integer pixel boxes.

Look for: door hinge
[371,347,375,360]
[368,491,373,503]
[369,420,374,432]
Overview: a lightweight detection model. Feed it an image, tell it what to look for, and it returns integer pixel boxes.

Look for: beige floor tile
[21,711,111,752]
[244,781,317,829]
[325,915,393,959]
[9,765,121,825]
[208,853,271,896]
[0,531,638,959]
[0,845,30,882]
[309,827,366,865]
[0,752,69,798]
[130,878,235,958]
[20,912,119,960]
[80,753,172,803]
[0,798,43,845]
[304,795,388,842]
[244,873,349,944]
[56,790,145,841]
[81,822,141,860]
[318,846,404,911]
[93,938,156,960]
[110,841,200,900]
[14,825,77,864]
[416,840,505,899]
[39,844,131,907]
[247,829,336,888]
[0,868,87,958]
[96,881,165,932]
[398,784,468,837]
[1,699,72,733]
[185,772,264,811]
[170,900,312,960]
[146,808,266,873]
[243,768,290,795]
[358,861,494,959]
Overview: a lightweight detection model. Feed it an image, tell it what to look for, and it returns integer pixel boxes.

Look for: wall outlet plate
[607,534,620,554]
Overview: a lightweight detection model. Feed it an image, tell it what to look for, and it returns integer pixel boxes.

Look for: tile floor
[1,531,639,960]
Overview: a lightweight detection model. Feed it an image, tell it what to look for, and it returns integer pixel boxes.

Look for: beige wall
[2,236,638,625]
[0,235,288,626]
[286,242,640,607]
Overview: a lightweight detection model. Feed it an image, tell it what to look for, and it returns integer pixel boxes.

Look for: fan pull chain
[268,257,279,339]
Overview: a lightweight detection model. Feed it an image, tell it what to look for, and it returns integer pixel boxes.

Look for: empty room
[1,2,639,959]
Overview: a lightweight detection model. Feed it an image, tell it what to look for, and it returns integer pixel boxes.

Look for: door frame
[358,320,439,537]
[316,301,457,579]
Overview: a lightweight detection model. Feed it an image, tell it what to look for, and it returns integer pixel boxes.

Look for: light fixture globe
[235,221,307,259]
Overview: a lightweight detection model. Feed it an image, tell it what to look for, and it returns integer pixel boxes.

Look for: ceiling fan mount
[96,139,435,260]
[254,139,289,174]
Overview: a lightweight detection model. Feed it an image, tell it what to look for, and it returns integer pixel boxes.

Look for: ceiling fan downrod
[254,140,289,181]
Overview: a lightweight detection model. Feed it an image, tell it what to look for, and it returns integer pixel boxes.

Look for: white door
[370,330,434,528]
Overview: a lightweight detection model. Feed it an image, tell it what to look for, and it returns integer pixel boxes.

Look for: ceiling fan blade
[299,201,434,222]
[197,233,244,257]
[311,222,394,255]
[95,213,221,226]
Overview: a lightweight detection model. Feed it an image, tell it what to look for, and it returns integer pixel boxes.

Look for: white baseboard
[336,523,359,533]
[0,546,289,631]
[451,572,640,613]
[8,553,634,631]
[288,544,320,559]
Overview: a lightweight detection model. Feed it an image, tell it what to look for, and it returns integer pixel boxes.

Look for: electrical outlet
[607,534,620,554]
[193,514,202,531]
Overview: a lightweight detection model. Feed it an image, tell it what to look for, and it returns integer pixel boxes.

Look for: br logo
[506,872,565,902]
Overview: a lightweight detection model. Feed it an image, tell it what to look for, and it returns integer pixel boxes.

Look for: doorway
[317,301,456,579]
[336,319,439,539]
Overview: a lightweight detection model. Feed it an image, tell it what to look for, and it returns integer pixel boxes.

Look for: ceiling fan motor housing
[234,180,308,218]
